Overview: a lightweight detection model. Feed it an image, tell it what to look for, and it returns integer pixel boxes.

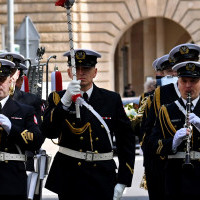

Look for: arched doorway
[114,17,191,97]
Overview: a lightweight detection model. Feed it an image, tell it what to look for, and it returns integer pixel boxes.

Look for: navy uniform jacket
[139,90,154,143]
[143,83,181,166]
[0,97,44,195]
[41,84,135,199]
[149,98,200,196]
[13,87,43,126]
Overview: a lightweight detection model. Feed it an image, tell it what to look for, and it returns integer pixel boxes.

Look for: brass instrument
[131,96,148,130]
[182,92,194,169]
[137,96,149,190]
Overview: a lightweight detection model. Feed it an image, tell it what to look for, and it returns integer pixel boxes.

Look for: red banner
[55,0,68,7]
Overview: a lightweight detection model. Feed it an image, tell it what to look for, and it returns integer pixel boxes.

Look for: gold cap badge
[5,55,13,62]
[75,51,86,63]
[186,63,196,71]
[179,46,189,55]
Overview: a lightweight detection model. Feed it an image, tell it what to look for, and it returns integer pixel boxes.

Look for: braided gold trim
[65,119,91,135]
[126,163,134,174]
[50,108,55,123]
[162,106,176,136]
[156,139,163,155]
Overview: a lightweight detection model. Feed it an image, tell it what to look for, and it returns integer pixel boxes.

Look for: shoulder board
[53,92,61,105]
[159,105,176,138]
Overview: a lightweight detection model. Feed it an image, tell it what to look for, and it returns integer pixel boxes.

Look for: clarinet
[182,92,194,169]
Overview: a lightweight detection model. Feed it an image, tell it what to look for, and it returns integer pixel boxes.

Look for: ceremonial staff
[54,1,113,147]
[55,0,81,119]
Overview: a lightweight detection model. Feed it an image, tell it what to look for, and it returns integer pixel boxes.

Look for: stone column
[143,18,156,80]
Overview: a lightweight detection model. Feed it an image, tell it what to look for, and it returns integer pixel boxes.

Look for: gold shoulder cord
[65,120,93,151]
[157,105,175,158]
[154,87,161,117]
[161,106,176,137]
[126,163,134,174]
[159,106,166,138]
[65,120,91,135]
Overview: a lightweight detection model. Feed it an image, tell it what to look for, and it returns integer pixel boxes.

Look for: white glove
[113,184,126,200]
[61,80,81,107]
[189,113,200,132]
[172,128,188,151]
[0,114,11,134]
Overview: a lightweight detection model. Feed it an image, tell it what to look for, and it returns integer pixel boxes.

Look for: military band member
[139,56,165,143]
[0,59,43,200]
[0,52,43,126]
[149,61,200,200]
[0,52,45,200]
[141,43,200,200]
[41,49,135,200]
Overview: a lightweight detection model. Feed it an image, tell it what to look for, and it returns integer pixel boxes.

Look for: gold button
[80,136,84,140]
[95,137,99,141]
[78,162,81,166]
[4,148,8,152]
[5,160,8,163]
[101,125,104,128]
[93,164,97,167]
[72,122,75,126]
[94,150,98,154]
[79,149,83,152]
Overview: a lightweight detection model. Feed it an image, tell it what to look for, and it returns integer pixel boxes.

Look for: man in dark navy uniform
[0,52,43,126]
[149,61,200,200]
[0,52,45,200]
[0,59,43,200]
[41,49,135,200]
[142,43,200,200]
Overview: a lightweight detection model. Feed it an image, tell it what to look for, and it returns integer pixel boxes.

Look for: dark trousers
[58,193,113,200]
[165,194,200,200]
[145,158,165,200]
[0,195,27,200]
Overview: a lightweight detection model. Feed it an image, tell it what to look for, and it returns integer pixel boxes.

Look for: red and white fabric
[21,76,29,92]
[51,70,63,92]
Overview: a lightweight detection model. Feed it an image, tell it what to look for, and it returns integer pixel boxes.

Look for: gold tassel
[140,172,148,190]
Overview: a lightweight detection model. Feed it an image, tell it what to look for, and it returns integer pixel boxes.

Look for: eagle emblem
[186,63,196,71]
[5,55,13,62]
[75,50,86,63]
[179,46,189,54]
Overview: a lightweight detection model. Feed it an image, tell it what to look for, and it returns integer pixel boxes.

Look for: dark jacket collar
[2,97,20,117]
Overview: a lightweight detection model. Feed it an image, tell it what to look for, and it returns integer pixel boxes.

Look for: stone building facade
[0,0,200,96]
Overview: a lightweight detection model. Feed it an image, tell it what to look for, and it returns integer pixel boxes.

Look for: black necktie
[83,92,88,102]
[0,103,2,110]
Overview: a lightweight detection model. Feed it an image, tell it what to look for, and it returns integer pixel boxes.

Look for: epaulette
[53,92,61,105]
